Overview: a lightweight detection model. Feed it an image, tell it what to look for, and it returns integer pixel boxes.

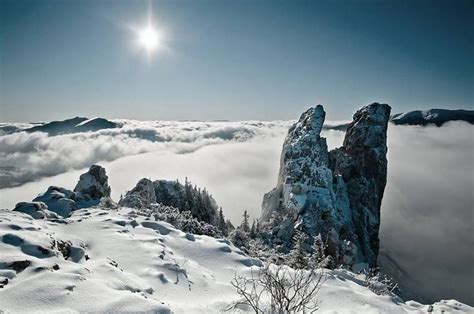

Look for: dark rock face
[330,103,391,266]
[261,103,391,268]
[9,260,31,273]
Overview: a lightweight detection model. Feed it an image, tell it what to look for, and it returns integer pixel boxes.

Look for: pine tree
[255,221,261,235]
[290,230,308,269]
[249,220,256,239]
[184,177,193,212]
[241,210,250,233]
[218,207,227,236]
[309,233,325,268]
[226,219,235,232]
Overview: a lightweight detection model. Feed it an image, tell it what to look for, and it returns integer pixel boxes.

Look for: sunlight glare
[138,25,160,52]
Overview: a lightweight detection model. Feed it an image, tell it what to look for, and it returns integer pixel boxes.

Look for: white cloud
[0,120,291,188]
[380,122,474,304]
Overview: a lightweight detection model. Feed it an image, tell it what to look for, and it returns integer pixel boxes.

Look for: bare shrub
[363,268,399,296]
[229,263,324,313]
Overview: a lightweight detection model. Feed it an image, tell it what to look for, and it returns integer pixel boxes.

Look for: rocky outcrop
[74,165,111,200]
[261,103,391,268]
[119,178,156,208]
[330,104,391,265]
[33,186,76,217]
[13,202,58,219]
[120,178,219,225]
[15,165,112,219]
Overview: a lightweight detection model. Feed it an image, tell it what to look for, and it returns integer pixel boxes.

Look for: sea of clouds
[0,120,472,305]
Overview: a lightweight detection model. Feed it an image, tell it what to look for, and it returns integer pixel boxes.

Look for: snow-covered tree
[309,233,325,268]
[226,219,235,233]
[289,230,308,269]
[249,220,257,239]
[241,210,250,233]
[218,207,227,236]
[230,227,250,249]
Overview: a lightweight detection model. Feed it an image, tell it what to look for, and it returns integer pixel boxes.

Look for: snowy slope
[1,206,472,313]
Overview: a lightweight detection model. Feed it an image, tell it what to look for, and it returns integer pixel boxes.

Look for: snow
[74,117,99,127]
[1,206,471,313]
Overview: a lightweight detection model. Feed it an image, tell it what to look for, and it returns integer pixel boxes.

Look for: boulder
[74,165,111,200]
[33,186,76,217]
[13,202,58,219]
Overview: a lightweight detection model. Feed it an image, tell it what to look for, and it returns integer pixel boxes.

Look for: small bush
[229,263,324,313]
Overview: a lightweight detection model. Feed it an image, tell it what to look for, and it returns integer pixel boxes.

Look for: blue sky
[0,0,472,122]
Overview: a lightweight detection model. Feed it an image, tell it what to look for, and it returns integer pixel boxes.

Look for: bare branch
[229,263,325,313]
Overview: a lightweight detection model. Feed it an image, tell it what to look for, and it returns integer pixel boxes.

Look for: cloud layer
[380,122,474,305]
[0,120,472,305]
[0,120,291,188]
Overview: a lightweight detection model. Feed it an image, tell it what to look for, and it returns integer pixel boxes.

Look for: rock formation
[119,178,157,208]
[13,202,58,219]
[120,178,219,225]
[74,164,111,200]
[261,103,391,268]
[14,165,112,218]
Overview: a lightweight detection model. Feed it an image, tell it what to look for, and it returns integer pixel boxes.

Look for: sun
[138,24,161,53]
[131,3,165,60]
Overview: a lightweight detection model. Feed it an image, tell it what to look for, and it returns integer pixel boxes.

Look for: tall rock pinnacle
[330,103,391,266]
[261,103,391,268]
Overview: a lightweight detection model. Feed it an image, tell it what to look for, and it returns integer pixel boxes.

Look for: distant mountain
[322,123,350,131]
[390,109,474,126]
[24,117,117,135]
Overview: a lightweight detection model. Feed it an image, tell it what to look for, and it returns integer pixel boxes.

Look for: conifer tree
[290,230,308,269]
[309,233,325,268]
[218,207,227,235]
[226,219,235,232]
[249,220,256,239]
[241,210,250,233]
[255,221,261,235]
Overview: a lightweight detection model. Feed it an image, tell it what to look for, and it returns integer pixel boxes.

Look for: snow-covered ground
[1,206,472,313]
